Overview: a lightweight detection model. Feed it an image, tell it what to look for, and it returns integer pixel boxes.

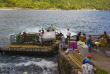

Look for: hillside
[0,0,110,10]
[106,6,110,10]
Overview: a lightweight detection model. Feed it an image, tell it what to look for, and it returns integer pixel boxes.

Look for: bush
[0,0,110,10]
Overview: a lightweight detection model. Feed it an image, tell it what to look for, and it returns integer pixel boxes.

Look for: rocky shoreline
[0,7,107,11]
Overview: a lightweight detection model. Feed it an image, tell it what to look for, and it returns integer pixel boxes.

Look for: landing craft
[0,26,62,55]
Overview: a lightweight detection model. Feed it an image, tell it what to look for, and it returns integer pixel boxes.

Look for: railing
[10,34,56,45]
[10,34,36,45]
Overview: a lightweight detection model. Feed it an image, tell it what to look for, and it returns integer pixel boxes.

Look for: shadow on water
[1,51,58,59]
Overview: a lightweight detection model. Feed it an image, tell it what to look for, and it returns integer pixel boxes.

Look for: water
[0,10,110,74]
[0,54,58,74]
[0,10,110,46]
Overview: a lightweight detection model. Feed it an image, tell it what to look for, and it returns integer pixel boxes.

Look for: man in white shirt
[82,58,94,74]
[66,28,71,40]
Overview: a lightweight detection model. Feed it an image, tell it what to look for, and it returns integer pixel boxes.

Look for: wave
[15,59,57,68]
[25,27,77,37]
[0,57,58,74]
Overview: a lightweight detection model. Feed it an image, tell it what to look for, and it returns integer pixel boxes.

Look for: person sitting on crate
[98,31,108,44]
[51,24,54,31]
[98,31,107,39]
[103,31,107,39]
[46,24,55,32]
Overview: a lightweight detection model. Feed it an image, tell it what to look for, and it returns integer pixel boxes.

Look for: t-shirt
[42,30,44,34]
[76,36,80,41]
[67,31,71,36]
[82,63,94,74]
[39,34,42,42]
[82,58,90,64]
[56,29,61,34]
[61,36,65,42]
[103,34,107,38]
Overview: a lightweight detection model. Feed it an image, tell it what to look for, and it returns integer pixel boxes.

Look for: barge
[0,26,62,55]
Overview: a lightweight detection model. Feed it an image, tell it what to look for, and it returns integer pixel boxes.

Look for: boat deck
[2,40,61,52]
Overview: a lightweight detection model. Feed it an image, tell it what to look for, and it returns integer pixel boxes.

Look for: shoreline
[0,7,105,11]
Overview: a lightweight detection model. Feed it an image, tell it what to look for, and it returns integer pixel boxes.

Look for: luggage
[69,41,74,53]
[99,38,105,46]
[69,41,77,53]
[73,41,77,49]
[78,44,88,57]
[42,31,56,42]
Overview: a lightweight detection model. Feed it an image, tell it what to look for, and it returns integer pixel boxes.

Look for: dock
[0,33,109,74]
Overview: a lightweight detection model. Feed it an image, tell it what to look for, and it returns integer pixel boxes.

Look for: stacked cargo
[68,41,77,53]
[78,44,88,57]
[99,38,106,46]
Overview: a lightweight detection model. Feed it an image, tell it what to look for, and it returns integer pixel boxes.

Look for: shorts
[88,44,92,51]
[61,41,65,45]
[67,36,70,39]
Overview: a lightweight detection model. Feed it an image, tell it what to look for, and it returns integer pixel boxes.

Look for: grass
[95,69,108,74]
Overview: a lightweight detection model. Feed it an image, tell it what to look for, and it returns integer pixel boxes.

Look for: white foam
[0,63,8,67]
[55,28,77,37]
[15,59,57,68]
[25,27,43,33]
[25,27,77,38]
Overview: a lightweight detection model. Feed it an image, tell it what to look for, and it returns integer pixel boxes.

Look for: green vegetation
[95,69,108,74]
[0,0,110,10]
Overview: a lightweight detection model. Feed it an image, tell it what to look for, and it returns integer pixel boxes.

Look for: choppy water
[0,10,110,74]
[0,54,58,74]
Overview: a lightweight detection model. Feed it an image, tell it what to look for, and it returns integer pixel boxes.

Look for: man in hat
[82,54,92,64]
[82,58,94,74]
